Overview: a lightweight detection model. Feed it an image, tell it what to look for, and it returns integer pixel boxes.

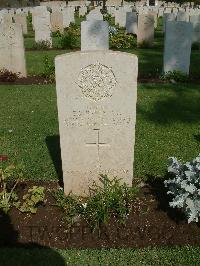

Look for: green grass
[1,246,200,265]
[26,50,69,76]
[0,83,199,181]
[25,48,200,78]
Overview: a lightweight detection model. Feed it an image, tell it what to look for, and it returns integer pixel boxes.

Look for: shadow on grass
[46,135,63,188]
[194,134,200,142]
[0,210,65,265]
[138,85,200,124]
[145,175,186,224]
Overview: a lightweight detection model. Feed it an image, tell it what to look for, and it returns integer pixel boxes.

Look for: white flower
[82,203,87,208]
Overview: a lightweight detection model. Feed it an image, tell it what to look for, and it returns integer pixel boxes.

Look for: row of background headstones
[0,2,199,77]
[0,1,199,195]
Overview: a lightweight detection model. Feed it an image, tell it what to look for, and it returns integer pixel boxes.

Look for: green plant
[42,55,55,82]
[160,70,189,83]
[19,186,45,214]
[33,40,51,50]
[53,189,83,225]
[53,175,138,230]
[103,14,114,26]
[110,32,136,49]
[0,158,23,213]
[84,175,138,229]
[165,154,200,223]
[0,69,19,82]
[51,30,62,38]
[59,27,79,49]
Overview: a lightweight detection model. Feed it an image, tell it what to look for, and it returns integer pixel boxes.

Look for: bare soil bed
[1,180,200,249]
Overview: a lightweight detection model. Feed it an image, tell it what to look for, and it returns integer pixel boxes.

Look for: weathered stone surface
[0,23,26,77]
[137,14,154,45]
[163,21,192,74]
[81,20,109,51]
[55,51,138,195]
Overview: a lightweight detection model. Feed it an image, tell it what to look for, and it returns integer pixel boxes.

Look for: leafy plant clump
[53,175,138,230]
[59,24,80,49]
[33,40,51,50]
[104,14,115,26]
[110,32,136,49]
[42,55,55,82]
[0,69,19,82]
[160,70,189,83]
[0,158,23,213]
[19,186,45,214]
[165,154,200,223]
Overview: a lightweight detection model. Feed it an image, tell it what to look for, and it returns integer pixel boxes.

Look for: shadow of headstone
[0,210,65,265]
[45,135,63,187]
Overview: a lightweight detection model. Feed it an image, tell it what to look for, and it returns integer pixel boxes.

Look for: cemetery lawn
[1,246,200,265]
[0,82,199,181]
[25,49,200,79]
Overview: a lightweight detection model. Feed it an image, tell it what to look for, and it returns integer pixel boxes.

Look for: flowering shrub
[110,32,136,49]
[59,26,80,49]
[165,155,200,223]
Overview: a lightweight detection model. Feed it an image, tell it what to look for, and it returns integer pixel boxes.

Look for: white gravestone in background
[55,51,138,195]
[79,6,87,17]
[0,23,26,77]
[163,13,176,32]
[81,20,109,51]
[126,12,137,34]
[163,21,192,74]
[13,14,28,34]
[177,11,190,22]
[34,12,52,46]
[86,9,103,21]
[137,14,154,45]
[51,11,64,33]
[190,15,200,43]
[115,10,127,28]
[62,7,75,28]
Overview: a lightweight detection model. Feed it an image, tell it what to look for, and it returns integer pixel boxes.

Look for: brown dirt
[0,76,50,85]
[1,180,200,249]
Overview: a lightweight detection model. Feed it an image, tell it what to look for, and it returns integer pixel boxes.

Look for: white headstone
[126,12,137,34]
[86,9,103,21]
[0,23,26,77]
[137,14,154,45]
[55,51,138,195]
[13,14,27,34]
[34,11,52,47]
[190,15,200,43]
[51,11,64,33]
[81,20,109,51]
[163,21,192,74]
